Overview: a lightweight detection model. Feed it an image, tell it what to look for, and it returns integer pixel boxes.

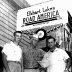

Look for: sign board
[17,0,68,31]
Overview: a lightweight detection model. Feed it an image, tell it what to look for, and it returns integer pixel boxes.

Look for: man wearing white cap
[24,34,45,70]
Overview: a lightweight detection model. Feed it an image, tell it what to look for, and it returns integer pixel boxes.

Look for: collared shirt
[40,48,69,72]
[2,42,22,62]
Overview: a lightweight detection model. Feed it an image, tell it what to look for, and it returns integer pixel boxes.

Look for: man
[0,46,5,72]
[31,34,45,68]
[65,50,72,72]
[38,36,71,72]
[23,34,45,71]
[2,31,23,72]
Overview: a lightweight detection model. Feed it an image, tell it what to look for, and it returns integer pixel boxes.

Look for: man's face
[15,33,21,43]
[47,38,56,49]
[32,38,38,46]
[30,37,38,46]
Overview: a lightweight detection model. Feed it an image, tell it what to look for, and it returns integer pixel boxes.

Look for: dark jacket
[66,50,72,66]
[0,46,4,71]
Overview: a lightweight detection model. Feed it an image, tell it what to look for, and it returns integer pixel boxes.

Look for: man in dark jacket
[0,46,5,72]
[65,50,72,72]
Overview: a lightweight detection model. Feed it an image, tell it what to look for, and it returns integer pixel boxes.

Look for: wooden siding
[0,0,30,48]
[0,0,16,46]
[19,34,30,47]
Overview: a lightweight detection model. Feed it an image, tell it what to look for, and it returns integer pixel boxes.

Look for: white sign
[17,0,68,31]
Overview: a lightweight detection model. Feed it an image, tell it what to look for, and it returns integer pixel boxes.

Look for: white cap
[37,30,44,38]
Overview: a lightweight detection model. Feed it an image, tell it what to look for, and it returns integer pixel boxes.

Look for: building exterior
[0,0,72,72]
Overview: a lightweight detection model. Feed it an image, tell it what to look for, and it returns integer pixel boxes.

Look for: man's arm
[2,53,10,72]
[21,51,24,72]
[38,53,49,68]
[65,58,71,70]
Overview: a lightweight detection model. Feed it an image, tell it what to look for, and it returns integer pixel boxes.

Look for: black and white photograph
[0,0,72,72]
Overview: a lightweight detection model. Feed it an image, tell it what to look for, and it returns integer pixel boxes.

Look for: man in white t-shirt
[2,31,23,72]
[38,36,71,72]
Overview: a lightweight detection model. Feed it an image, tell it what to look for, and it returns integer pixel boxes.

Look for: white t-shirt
[40,48,69,72]
[2,42,22,62]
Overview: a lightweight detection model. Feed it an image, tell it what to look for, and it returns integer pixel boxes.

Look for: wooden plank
[0,17,16,31]
[0,6,16,20]
[0,0,17,16]
[0,27,13,38]
[0,8,16,25]
[0,5,16,19]
[22,34,30,39]
[0,10,16,23]
[0,33,13,41]
[0,0,16,46]
[0,39,6,46]
[0,35,12,43]
[0,21,15,33]
[19,42,28,48]
[0,25,14,35]
[20,39,30,46]
[21,35,30,43]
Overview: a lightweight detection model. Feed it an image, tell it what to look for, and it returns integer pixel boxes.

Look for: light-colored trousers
[4,62,21,72]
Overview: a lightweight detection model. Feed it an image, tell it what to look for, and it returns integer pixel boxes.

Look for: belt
[8,61,21,64]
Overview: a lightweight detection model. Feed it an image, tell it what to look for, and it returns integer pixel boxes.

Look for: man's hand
[64,68,70,72]
[65,58,71,69]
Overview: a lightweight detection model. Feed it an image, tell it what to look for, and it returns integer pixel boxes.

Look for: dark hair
[13,31,22,36]
[46,36,56,42]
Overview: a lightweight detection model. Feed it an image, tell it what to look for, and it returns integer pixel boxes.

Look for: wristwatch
[65,68,70,72]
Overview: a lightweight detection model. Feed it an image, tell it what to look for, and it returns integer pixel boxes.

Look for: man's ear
[55,41,56,45]
[13,35,15,41]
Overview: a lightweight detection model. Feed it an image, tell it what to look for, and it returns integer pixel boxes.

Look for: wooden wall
[0,0,45,69]
[0,0,17,46]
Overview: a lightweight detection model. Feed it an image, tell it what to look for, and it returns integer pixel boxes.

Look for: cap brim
[36,29,47,40]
